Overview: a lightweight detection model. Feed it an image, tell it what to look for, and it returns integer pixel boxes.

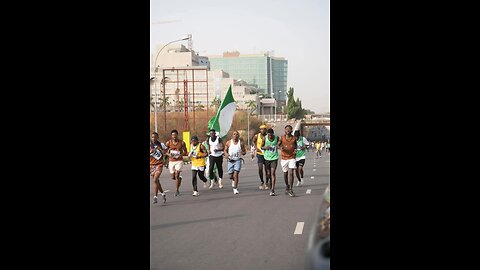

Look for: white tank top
[228,139,242,160]
[209,136,223,157]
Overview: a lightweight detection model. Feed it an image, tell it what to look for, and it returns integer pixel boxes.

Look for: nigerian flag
[208,85,236,140]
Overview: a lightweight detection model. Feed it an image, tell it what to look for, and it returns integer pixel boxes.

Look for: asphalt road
[150,150,330,270]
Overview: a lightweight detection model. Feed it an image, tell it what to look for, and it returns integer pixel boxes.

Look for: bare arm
[200,144,207,154]
[240,139,246,155]
[216,137,224,152]
[261,137,269,150]
[165,140,172,157]
[224,140,230,159]
[254,134,264,153]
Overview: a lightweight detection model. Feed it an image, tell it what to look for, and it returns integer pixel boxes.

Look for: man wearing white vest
[224,130,246,194]
[207,129,225,189]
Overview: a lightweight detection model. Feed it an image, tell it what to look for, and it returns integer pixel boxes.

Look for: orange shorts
[150,164,163,176]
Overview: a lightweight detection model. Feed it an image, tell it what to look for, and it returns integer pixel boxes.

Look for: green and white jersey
[263,135,279,161]
[295,136,310,161]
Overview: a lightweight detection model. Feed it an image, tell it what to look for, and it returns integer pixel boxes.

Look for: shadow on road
[150,214,246,230]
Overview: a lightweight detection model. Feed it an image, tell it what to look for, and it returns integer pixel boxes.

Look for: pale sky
[150,0,329,114]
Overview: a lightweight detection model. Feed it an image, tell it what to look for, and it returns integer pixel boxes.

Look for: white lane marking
[310,176,314,179]
[306,189,311,194]
[313,169,316,171]
[294,222,305,234]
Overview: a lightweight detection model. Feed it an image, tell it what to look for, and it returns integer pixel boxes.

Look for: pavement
[150,150,330,270]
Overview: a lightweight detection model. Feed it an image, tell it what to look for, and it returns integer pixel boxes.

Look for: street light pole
[247,108,250,147]
[152,36,189,132]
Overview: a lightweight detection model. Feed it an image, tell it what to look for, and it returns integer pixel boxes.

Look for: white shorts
[280,159,296,172]
[168,160,184,173]
[191,165,205,171]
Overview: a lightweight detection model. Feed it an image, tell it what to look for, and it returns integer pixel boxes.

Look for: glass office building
[209,53,287,103]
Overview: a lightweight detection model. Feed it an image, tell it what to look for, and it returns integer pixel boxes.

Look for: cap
[259,124,268,129]
[191,136,199,141]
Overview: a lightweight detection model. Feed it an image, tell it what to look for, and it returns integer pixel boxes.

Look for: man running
[188,135,209,196]
[207,129,224,189]
[294,130,310,187]
[278,125,297,197]
[165,129,187,197]
[261,128,279,196]
[224,130,246,195]
[252,124,268,189]
[150,132,167,204]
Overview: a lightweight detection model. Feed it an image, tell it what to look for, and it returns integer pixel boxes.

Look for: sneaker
[296,181,302,187]
[218,178,223,189]
[162,193,167,203]
[209,180,215,189]
[270,191,275,196]
[174,191,180,197]
[285,190,289,195]
[288,190,295,197]
[203,180,209,189]
[233,188,239,194]
[259,184,264,190]
[153,196,158,204]
[192,191,199,196]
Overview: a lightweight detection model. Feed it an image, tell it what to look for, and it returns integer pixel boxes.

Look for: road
[150,150,330,270]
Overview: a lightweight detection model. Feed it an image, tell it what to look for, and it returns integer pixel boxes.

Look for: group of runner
[150,124,316,204]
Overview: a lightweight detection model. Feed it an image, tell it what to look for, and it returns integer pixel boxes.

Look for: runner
[224,130,246,195]
[261,128,279,196]
[150,132,167,204]
[278,125,297,197]
[188,135,209,196]
[165,129,187,197]
[294,130,310,187]
[252,124,268,189]
[207,129,224,189]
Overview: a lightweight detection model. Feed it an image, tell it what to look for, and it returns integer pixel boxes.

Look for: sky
[150,0,329,114]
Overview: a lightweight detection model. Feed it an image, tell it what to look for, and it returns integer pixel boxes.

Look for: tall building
[208,51,288,108]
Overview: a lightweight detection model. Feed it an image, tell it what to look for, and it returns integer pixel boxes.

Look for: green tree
[286,87,316,120]
[246,100,257,115]
[158,96,170,110]
[197,104,205,111]
[211,96,221,111]
[287,88,302,119]
[178,98,185,112]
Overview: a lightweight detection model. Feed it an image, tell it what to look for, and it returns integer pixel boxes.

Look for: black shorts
[257,154,266,164]
[296,159,305,167]
[265,159,278,170]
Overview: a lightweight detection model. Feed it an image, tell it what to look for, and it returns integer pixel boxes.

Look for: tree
[287,88,302,119]
[286,87,315,120]
[178,98,184,112]
[211,96,221,111]
[246,100,257,115]
[158,96,170,110]
[175,88,181,112]
[197,104,205,111]
[303,109,315,115]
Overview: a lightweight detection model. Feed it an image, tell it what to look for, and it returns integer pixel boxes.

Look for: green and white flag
[208,85,236,140]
